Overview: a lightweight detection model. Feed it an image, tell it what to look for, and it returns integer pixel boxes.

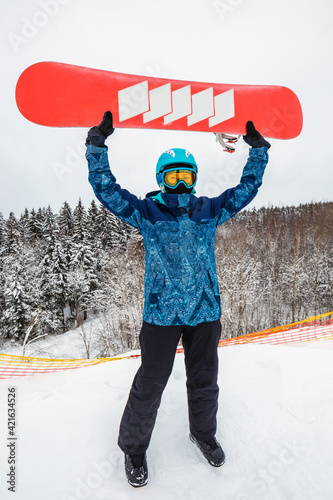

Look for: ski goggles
[163,169,196,188]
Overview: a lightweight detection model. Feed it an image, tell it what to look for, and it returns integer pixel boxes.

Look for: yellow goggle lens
[163,170,196,187]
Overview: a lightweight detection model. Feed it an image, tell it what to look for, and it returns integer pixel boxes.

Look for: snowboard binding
[215,133,240,153]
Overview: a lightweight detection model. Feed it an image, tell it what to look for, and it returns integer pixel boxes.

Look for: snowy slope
[1,317,112,360]
[0,341,332,500]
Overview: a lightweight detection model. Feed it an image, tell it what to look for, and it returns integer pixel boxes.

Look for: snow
[1,339,333,500]
[1,317,115,360]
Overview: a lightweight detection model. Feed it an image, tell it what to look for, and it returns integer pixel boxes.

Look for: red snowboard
[15,61,303,139]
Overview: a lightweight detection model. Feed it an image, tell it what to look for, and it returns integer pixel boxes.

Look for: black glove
[86,111,114,147]
[243,121,271,149]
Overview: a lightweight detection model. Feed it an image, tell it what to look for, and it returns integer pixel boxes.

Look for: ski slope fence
[0,312,332,380]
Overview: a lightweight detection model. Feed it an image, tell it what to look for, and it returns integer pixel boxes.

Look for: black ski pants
[118,319,221,455]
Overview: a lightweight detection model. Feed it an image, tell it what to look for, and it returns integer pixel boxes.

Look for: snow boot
[124,453,148,487]
[189,433,226,467]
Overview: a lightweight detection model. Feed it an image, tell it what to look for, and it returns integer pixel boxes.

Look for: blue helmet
[156,148,198,192]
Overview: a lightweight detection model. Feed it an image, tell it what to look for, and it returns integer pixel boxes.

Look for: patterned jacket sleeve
[86,144,144,232]
[213,147,269,226]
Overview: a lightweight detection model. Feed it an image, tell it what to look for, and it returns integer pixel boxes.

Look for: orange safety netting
[218,310,333,347]
[0,311,332,380]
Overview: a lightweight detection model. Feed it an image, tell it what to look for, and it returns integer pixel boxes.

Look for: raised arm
[212,122,270,225]
[85,112,144,232]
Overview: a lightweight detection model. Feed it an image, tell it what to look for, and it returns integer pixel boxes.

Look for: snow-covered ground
[1,336,333,500]
[1,317,119,360]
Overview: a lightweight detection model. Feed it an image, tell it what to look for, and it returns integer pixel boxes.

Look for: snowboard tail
[15,62,303,139]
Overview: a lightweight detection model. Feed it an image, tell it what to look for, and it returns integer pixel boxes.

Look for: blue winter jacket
[86,145,269,326]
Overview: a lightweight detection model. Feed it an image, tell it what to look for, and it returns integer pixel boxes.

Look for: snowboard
[15,61,303,139]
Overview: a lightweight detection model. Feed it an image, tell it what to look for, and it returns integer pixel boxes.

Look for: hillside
[0,337,332,500]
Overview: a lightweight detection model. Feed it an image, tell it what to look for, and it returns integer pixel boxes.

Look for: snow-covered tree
[58,201,74,238]
[3,253,31,339]
[73,198,87,243]
[38,206,68,333]
[3,212,22,254]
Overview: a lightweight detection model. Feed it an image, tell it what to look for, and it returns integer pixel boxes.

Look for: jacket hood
[146,190,194,217]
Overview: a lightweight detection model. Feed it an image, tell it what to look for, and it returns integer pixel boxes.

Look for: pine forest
[0,200,332,356]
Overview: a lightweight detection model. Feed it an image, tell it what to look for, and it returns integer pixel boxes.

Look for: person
[85,113,270,487]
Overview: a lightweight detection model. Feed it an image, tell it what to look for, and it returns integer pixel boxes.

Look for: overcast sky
[1,0,333,218]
